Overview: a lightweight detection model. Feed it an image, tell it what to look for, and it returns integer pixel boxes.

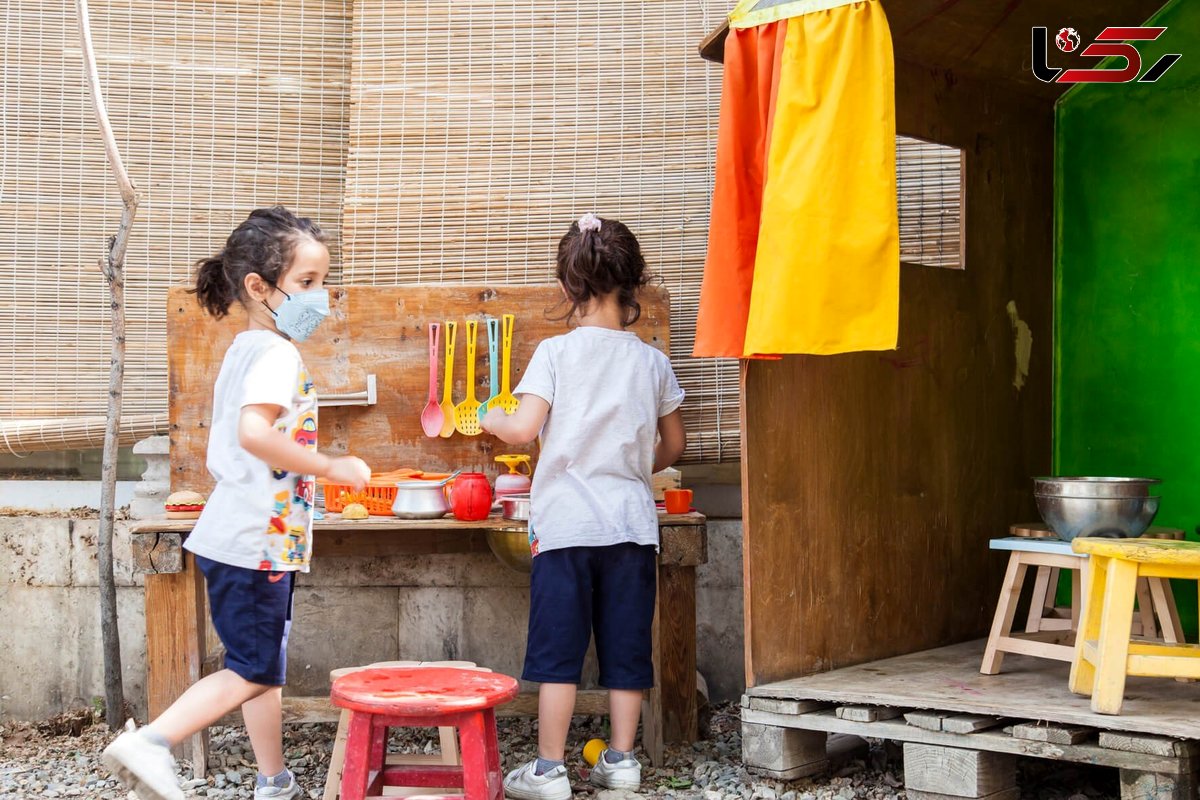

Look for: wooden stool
[1069,538,1200,714]
[981,537,1184,674]
[331,666,519,800]
[323,660,489,800]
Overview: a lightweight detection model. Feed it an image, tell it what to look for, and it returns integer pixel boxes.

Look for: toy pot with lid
[448,472,493,521]
[495,454,532,499]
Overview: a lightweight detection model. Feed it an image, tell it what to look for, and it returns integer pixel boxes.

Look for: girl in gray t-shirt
[483,213,686,800]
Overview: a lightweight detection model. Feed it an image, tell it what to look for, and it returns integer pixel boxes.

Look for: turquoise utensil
[479,317,500,424]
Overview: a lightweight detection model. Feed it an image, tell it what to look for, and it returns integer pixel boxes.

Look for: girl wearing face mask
[103,206,371,800]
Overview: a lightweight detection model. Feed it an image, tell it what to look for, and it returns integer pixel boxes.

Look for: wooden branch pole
[76,0,140,729]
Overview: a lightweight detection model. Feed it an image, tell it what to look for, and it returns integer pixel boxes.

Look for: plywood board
[740,65,1055,685]
[167,285,669,492]
[744,640,1200,739]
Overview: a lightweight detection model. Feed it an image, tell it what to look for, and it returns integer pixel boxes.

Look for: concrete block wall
[0,516,744,722]
[0,518,147,721]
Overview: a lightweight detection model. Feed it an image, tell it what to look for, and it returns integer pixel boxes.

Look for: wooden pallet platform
[741,640,1200,799]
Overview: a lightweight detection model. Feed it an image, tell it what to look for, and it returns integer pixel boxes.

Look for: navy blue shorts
[196,555,296,686]
[523,543,656,689]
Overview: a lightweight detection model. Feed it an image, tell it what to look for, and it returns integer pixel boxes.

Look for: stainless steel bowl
[1034,493,1160,541]
[391,481,450,520]
[486,527,532,573]
[1033,477,1160,498]
[500,493,530,521]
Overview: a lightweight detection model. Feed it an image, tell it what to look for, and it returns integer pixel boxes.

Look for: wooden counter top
[131,511,706,534]
[130,512,708,574]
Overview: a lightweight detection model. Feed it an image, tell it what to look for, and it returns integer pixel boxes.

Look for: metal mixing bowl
[486,527,532,573]
[1033,477,1160,498]
[1034,493,1161,541]
[500,494,531,521]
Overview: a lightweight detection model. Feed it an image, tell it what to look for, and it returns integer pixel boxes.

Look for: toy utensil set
[422,314,521,438]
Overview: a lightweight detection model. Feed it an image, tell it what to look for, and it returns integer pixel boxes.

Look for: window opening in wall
[897,135,965,270]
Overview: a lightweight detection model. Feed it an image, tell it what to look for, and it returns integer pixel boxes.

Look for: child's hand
[325,456,371,490]
[481,406,507,435]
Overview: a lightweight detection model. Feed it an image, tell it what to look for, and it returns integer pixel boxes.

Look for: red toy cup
[664,488,693,514]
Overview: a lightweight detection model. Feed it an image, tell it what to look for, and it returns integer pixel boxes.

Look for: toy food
[165,490,206,519]
[341,502,369,520]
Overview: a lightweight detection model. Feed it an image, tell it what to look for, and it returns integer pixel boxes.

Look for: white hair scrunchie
[577,212,602,233]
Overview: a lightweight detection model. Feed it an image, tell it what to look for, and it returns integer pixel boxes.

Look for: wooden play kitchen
[131,284,706,776]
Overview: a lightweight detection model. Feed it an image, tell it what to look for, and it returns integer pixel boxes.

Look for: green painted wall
[1054,0,1199,636]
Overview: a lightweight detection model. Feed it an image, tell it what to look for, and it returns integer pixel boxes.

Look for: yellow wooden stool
[1069,538,1200,715]
[323,660,489,800]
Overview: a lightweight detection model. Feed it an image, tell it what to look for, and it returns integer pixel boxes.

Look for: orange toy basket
[320,470,453,516]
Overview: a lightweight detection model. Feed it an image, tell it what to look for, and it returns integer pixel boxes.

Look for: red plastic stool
[331,666,520,800]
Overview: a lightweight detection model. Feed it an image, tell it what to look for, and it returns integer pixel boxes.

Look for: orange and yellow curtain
[693,0,898,358]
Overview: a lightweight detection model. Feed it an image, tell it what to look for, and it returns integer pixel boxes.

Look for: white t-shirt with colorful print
[185,330,319,572]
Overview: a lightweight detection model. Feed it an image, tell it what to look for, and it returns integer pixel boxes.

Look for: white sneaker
[255,771,302,799]
[589,750,642,791]
[101,720,185,800]
[503,759,571,800]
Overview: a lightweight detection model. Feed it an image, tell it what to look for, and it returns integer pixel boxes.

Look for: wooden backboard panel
[741,64,1055,685]
[167,284,670,492]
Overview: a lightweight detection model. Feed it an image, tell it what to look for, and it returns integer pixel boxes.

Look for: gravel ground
[1,704,1118,799]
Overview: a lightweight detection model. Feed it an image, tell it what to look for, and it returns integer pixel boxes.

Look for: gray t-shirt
[515,326,684,554]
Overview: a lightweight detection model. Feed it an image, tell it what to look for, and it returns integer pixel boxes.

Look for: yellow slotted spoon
[438,320,458,438]
[453,319,483,436]
[487,313,521,415]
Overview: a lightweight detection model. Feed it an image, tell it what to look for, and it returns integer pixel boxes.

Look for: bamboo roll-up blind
[0,0,351,446]
[340,1,738,464]
[0,414,167,456]
[897,135,963,270]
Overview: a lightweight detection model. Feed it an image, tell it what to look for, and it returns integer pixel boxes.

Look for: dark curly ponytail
[555,214,650,326]
[191,206,327,319]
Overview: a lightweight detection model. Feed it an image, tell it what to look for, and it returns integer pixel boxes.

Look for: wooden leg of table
[1134,578,1156,639]
[1071,555,1107,696]
[657,564,697,743]
[644,566,664,769]
[439,725,460,765]
[323,709,351,800]
[1071,567,1083,630]
[981,553,1029,675]
[1026,566,1052,633]
[1047,566,1063,614]
[1148,577,1185,645]
[1091,558,1139,715]
[144,553,208,776]
[645,559,696,766]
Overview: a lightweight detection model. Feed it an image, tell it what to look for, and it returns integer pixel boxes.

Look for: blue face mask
[265,287,329,342]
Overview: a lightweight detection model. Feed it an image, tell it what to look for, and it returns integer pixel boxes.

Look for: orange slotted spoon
[438,320,458,438]
[453,319,483,436]
[488,313,521,415]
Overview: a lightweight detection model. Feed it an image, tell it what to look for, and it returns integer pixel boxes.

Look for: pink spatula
[420,322,443,438]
